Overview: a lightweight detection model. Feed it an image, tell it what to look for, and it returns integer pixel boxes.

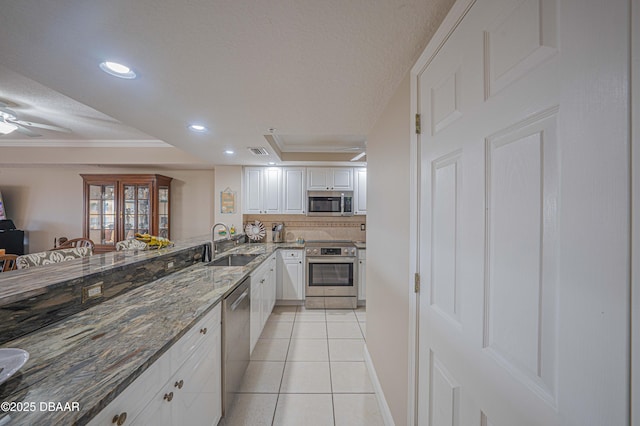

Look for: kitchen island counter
[0,241,299,425]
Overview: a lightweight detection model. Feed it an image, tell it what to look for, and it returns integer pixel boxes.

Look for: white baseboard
[364,344,395,426]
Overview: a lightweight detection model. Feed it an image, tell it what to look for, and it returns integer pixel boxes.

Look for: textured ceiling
[0,0,454,165]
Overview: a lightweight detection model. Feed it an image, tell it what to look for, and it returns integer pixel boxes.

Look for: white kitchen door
[414,0,631,425]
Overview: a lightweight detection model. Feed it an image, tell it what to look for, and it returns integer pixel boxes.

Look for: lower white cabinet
[250,275,263,354]
[277,250,305,301]
[88,304,222,426]
[250,254,277,353]
[139,326,221,425]
[358,249,366,302]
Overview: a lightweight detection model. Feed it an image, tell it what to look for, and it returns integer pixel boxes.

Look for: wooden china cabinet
[81,174,172,253]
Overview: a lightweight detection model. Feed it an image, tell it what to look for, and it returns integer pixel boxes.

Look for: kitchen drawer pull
[200,327,208,334]
[112,412,127,425]
[164,392,174,402]
[175,379,184,389]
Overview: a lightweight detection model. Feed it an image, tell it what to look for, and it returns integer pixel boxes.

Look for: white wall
[366,73,411,425]
[0,165,214,253]
[213,166,243,236]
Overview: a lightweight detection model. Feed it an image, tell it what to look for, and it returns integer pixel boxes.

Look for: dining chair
[115,239,148,251]
[16,247,92,269]
[0,254,18,272]
[52,238,95,253]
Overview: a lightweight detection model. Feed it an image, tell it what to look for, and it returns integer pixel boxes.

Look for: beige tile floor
[220,306,384,426]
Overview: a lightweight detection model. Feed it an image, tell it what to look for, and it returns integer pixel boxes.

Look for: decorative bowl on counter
[0,348,29,385]
[245,220,266,241]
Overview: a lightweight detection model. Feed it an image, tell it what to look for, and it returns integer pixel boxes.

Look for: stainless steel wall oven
[305,241,357,309]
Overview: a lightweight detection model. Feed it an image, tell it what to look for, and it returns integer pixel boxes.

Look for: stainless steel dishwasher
[222,277,250,417]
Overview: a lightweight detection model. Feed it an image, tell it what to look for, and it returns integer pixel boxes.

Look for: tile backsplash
[243,214,366,242]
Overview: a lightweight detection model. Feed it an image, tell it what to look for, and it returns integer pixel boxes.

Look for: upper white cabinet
[354,168,367,215]
[244,167,282,214]
[244,167,364,214]
[282,168,306,214]
[307,168,353,191]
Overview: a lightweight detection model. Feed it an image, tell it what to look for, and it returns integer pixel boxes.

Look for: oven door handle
[306,257,356,264]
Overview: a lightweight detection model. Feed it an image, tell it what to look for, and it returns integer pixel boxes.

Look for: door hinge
[414,272,420,293]
[415,114,421,135]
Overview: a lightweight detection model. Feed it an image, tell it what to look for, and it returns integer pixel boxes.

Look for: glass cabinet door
[83,174,172,251]
[158,186,170,238]
[88,184,116,247]
[123,184,151,240]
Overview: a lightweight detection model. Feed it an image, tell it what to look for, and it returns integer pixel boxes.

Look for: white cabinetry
[354,168,367,215]
[89,305,222,426]
[282,168,306,214]
[250,254,277,353]
[307,168,353,191]
[244,167,282,214]
[358,249,366,302]
[250,276,262,354]
[277,249,305,301]
[243,167,364,214]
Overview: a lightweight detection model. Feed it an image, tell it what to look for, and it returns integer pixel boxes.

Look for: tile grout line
[325,310,337,426]
[271,305,297,426]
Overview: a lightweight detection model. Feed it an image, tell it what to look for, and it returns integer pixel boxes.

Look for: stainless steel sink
[208,253,260,267]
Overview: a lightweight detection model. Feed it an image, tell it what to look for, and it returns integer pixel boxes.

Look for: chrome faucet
[211,223,231,255]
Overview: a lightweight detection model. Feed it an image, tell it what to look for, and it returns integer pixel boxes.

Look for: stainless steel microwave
[307,191,354,216]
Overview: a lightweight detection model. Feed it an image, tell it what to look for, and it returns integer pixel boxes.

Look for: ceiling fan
[0,102,71,137]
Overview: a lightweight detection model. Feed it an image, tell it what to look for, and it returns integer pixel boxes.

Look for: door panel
[416,0,629,425]
[484,110,559,402]
[431,152,462,325]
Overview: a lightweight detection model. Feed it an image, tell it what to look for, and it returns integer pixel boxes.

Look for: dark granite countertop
[0,241,301,426]
[0,235,213,307]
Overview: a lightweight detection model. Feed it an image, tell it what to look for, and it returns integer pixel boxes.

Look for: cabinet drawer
[170,304,221,371]
[281,250,301,259]
[168,325,221,425]
[88,353,169,426]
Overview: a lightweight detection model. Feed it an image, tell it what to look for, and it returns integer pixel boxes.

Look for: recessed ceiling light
[188,124,207,132]
[268,162,276,165]
[225,150,235,155]
[99,61,137,79]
